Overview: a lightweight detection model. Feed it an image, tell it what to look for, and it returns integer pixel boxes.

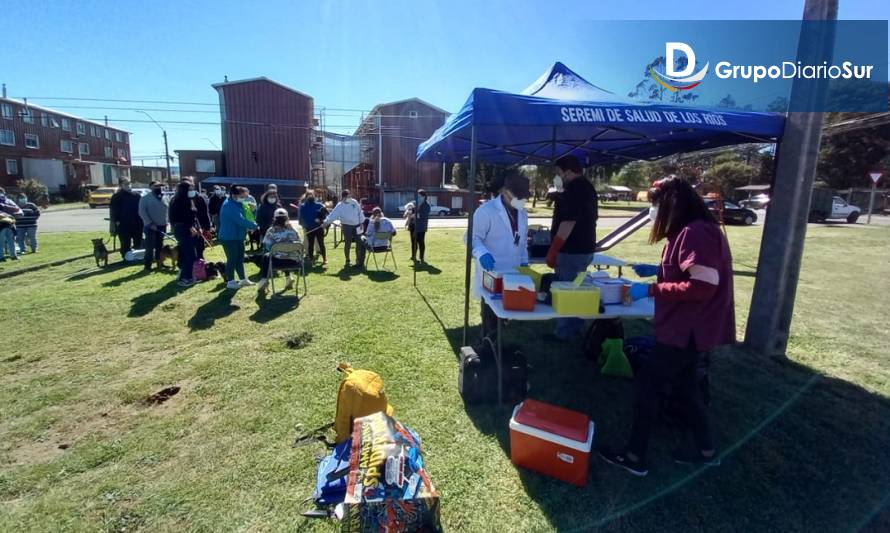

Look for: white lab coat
[470,195,529,297]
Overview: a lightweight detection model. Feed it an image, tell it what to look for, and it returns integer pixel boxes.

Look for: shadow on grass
[250,292,299,323]
[437,314,890,532]
[365,270,399,283]
[732,269,757,278]
[65,261,131,282]
[187,289,238,330]
[128,279,181,317]
[102,267,153,287]
[412,262,442,275]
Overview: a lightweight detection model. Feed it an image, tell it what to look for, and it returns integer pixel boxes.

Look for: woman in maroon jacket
[599,176,734,477]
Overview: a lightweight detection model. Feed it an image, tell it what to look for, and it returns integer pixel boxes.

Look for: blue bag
[313,438,352,506]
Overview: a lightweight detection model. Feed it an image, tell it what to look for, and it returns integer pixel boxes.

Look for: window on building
[79,142,89,155]
[0,129,13,146]
[61,118,70,131]
[90,125,98,137]
[409,110,419,118]
[104,146,113,158]
[41,113,49,127]
[117,148,127,159]
[196,158,216,173]
[115,131,123,142]
[0,104,12,119]
[22,108,33,124]
[104,129,111,140]
[24,133,39,149]
[61,139,74,153]
[76,122,85,135]
[6,159,17,175]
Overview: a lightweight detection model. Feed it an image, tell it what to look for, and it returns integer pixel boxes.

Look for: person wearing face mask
[256,188,283,239]
[412,189,431,263]
[168,179,201,287]
[598,177,732,477]
[298,191,327,266]
[256,208,302,295]
[14,193,41,255]
[138,181,169,272]
[183,177,211,260]
[323,189,366,268]
[218,185,258,289]
[364,207,396,251]
[471,171,530,335]
[546,154,598,341]
[109,178,143,259]
[208,186,225,231]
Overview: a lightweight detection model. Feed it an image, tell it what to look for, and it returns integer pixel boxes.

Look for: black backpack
[459,341,528,405]
[582,318,625,362]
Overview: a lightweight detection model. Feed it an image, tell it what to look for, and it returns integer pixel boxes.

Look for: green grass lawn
[0,231,106,274]
[1,225,888,531]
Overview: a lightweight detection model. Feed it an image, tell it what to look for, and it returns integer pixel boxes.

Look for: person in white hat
[257,207,302,294]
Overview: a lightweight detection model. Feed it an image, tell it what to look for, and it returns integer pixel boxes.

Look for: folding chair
[367,231,397,271]
[267,241,308,300]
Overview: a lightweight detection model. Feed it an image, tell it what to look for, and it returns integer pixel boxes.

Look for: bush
[16,178,49,207]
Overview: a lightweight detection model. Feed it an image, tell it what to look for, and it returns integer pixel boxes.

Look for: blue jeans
[0,227,16,259]
[16,226,37,253]
[174,224,196,281]
[555,252,594,339]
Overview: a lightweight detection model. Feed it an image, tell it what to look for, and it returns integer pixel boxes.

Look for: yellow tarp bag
[334,363,395,443]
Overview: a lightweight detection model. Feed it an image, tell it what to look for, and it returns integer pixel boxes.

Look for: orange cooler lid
[513,399,590,443]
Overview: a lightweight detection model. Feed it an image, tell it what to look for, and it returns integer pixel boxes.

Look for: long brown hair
[649,177,717,244]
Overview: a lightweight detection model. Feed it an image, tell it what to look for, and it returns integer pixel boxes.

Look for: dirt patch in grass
[143,386,181,406]
[283,331,314,350]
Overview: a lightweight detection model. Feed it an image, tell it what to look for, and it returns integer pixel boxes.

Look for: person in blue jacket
[218,185,258,289]
[298,191,327,265]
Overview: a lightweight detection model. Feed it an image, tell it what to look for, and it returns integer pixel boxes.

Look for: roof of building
[174,149,223,155]
[0,97,131,133]
[211,77,312,100]
[367,97,449,117]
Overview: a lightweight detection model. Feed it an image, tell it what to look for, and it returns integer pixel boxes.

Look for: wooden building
[0,96,130,191]
[175,149,224,186]
[212,77,313,183]
[347,98,467,214]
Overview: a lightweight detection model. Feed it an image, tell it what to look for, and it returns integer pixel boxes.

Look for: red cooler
[509,400,594,487]
[482,270,506,294]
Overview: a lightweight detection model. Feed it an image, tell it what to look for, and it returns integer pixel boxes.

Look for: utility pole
[139,110,172,185]
[745,0,838,357]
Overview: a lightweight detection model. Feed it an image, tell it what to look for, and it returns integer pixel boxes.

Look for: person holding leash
[138,181,168,272]
[323,189,365,268]
[298,191,327,266]
[218,186,258,289]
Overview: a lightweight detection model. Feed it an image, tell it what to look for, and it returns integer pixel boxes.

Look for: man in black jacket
[182,177,212,259]
[109,178,144,259]
[208,185,225,231]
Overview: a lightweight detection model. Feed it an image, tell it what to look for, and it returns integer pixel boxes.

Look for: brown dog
[157,244,179,270]
[91,238,109,267]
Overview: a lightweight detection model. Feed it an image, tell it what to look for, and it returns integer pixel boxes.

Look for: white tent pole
[463,125,478,345]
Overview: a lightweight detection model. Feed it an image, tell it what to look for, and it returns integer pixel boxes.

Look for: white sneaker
[283,276,295,291]
[226,280,241,290]
[239,279,255,287]
[257,278,269,293]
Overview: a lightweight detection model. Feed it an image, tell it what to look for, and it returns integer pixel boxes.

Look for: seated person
[257,208,302,294]
[363,207,396,252]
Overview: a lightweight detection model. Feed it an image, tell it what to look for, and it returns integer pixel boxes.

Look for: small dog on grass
[247,229,262,252]
[157,244,179,270]
[91,238,110,267]
[204,261,227,280]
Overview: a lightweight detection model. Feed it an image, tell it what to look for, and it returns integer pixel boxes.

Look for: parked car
[397,203,451,216]
[88,187,116,208]
[809,188,861,223]
[740,193,770,209]
[704,199,758,225]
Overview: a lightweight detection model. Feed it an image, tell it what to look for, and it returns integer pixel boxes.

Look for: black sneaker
[672,449,721,467]
[598,447,649,477]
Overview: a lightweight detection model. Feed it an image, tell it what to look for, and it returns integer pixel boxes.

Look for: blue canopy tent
[416,62,786,342]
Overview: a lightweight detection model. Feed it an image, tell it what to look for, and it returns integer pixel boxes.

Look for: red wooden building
[212,77,313,183]
[175,149,225,186]
[0,96,130,192]
[345,98,468,214]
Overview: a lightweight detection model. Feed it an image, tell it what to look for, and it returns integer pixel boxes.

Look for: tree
[700,152,757,197]
[16,178,49,207]
[520,165,556,207]
[818,128,890,190]
[451,163,469,189]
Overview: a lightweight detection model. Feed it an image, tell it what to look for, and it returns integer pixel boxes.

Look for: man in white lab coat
[323,189,366,267]
[471,171,530,335]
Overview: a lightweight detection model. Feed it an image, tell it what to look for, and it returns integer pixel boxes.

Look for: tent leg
[463,125,477,347]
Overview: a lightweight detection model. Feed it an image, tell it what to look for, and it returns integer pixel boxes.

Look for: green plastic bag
[242,201,256,223]
[599,338,634,378]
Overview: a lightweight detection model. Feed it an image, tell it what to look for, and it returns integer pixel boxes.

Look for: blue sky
[5,0,888,166]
